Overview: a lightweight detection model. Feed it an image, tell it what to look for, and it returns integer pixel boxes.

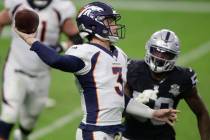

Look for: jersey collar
[89,43,118,58]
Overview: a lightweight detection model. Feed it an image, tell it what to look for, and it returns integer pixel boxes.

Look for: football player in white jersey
[14,2,179,140]
[0,0,83,140]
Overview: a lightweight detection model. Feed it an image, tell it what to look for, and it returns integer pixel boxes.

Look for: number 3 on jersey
[112,67,123,96]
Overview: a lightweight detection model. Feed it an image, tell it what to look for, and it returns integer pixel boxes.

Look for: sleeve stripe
[53,8,61,25]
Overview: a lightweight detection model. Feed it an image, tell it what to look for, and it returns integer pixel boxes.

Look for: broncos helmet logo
[78,5,104,21]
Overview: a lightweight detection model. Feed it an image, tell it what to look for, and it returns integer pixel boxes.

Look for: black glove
[69,33,83,45]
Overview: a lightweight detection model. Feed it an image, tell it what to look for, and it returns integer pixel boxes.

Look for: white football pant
[76,128,124,140]
[1,63,50,130]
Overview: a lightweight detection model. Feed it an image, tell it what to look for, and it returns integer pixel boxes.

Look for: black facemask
[27,0,52,10]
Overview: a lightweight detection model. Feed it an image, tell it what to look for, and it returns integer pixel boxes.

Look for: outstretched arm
[14,28,85,73]
[125,97,178,126]
[185,87,210,140]
[124,84,177,126]
[31,41,85,72]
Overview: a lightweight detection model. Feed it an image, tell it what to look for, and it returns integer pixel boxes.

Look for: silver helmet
[145,29,180,73]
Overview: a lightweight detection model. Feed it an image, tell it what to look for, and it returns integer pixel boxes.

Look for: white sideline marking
[177,40,210,65]
[74,0,210,13]
[29,107,82,140]
[2,1,210,37]
[28,40,210,140]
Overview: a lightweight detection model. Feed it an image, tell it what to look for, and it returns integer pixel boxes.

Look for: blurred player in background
[123,29,210,140]
[0,0,83,140]
[14,2,179,140]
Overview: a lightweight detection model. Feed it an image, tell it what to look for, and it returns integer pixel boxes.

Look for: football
[15,9,39,34]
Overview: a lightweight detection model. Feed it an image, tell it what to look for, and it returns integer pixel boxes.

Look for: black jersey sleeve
[127,60,137,76]
[127,60,137,83]
[182,67,198,97]
[127,60,142,92]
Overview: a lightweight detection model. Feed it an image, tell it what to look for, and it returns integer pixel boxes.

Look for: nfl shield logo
[169,84,180,96]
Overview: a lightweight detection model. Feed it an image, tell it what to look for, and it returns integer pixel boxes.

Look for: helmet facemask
[145,45,178,73]
[101,14,125,43]
[27,0,52,10]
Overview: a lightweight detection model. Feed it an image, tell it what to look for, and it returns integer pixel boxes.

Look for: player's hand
[134,89,158,103]
[14,27,37,46]
[152,109,179,126]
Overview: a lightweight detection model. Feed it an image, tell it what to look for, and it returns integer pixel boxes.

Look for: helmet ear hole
[91,25,96,31]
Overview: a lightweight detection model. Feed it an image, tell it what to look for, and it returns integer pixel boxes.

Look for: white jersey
[65,43,128,126]
[4,0,76,75]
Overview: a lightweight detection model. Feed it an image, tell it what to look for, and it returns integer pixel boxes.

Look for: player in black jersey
[123,29,210,140]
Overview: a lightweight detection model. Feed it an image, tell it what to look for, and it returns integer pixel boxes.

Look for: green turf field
[0,1,210,140]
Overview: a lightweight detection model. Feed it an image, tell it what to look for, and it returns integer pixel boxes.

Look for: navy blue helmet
[27,0,52,10]
[76,2,125,43]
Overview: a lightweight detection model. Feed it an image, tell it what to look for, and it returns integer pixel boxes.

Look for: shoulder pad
[52,0,76,25]
[176,66,198,86]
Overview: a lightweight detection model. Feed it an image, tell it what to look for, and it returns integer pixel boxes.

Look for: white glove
[14,27,37,46]
[134,89,158,103]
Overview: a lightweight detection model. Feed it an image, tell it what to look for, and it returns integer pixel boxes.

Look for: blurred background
[0,0,210,139]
